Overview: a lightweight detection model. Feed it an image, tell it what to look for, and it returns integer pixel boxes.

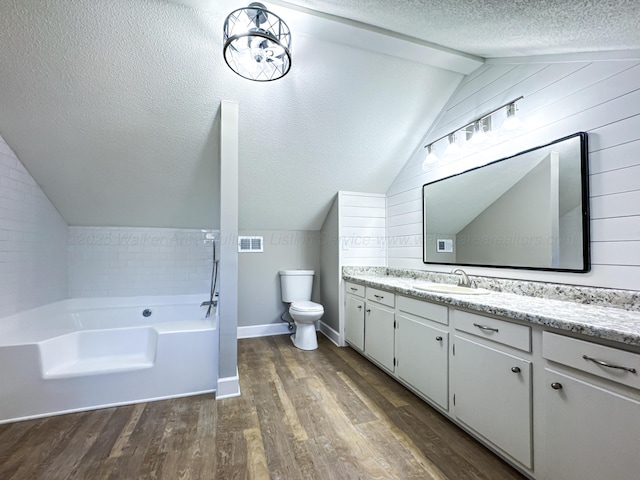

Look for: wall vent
[238,236,264,253]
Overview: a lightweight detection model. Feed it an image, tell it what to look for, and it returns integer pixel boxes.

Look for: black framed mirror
[422,132,590,272]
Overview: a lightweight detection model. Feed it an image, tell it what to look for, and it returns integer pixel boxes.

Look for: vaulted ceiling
[1,0,639,230]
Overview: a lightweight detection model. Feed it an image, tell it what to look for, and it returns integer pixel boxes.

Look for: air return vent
[238,236,263,253]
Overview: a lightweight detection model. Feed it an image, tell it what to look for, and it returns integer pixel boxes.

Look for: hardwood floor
[0,335,527,479]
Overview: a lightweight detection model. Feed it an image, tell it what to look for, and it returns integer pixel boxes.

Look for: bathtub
[0,294,218,424]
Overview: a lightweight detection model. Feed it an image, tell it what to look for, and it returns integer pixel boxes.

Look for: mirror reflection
[423,133,589,272]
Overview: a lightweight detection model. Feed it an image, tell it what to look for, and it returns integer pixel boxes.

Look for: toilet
[279,270,324,350]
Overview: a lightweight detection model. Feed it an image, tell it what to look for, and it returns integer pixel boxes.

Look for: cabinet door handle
[350,287,358,291]
[357,305,362,310]
[582,355,637,373]
[374,294,384,300]
[366,309,371,313]
[473,323,499,333]
[435,336,443,342]
[551,382,563,390]
[511,366,521,373]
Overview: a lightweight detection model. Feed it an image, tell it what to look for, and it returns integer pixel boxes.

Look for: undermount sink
[413,282,490,295]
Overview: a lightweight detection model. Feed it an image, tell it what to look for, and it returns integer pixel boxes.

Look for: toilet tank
[279,270,314,303]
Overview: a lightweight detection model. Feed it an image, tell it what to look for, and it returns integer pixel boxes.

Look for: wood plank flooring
[0,335,527,479]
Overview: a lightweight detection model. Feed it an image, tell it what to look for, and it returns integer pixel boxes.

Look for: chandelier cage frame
[223,3,292,82]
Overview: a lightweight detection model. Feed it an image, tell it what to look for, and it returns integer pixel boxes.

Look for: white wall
[238,229,321,328]
[340,192,387,267]
[67,226,214,298]
[0,134,67,318]
[387,54,640,290]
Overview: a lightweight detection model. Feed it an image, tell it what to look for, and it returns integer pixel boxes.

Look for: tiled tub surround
[343,267,640,347]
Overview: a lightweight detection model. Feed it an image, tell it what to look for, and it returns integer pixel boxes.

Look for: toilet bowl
[289,301,324,350]
[279,270,324,351]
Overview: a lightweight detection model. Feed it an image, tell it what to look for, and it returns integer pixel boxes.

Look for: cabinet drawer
[366,287,395,308]
[345,282,365,297]
[453,310,531,352]
[397,295,448,325]
[543,332,640,390]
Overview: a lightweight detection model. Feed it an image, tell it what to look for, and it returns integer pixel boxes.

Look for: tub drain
[142,309,152,317]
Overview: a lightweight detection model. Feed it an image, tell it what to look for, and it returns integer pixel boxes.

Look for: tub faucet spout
[201,299,217,318]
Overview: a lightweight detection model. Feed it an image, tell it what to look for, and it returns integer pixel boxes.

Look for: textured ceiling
[265,0,640,57]
[1,0,639,231]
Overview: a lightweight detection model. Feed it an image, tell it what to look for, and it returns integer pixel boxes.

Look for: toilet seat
[290,301,324,313]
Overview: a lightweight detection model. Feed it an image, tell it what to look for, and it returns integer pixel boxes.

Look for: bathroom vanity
[343,269,640,480]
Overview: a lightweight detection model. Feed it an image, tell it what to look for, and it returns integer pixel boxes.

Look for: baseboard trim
[237,322,291,339]
[318,321,340,346]
[217,369,241,399]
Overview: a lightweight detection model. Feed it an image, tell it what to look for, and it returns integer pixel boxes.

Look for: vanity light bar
[422,95,524,159]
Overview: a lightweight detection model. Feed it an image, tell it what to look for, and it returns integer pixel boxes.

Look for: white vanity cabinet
[341,278,640,480]
[395,296,449,410]
[364,287,395,372]
[542,332,640,480]
[344,282,365,351]
[452,311,533,469]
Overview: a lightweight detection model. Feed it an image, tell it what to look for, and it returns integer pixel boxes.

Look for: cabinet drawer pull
[435,336,443,342]
[374,294,384,300]
[582,355,637,374]
[511,366,521,373]
[473,323,499,333]
[551,382,563,390]
[350,287,358,291]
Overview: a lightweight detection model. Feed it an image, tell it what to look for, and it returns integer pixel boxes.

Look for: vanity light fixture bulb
[502,102,523,131]
[470,118,490,145]
[443,133,461,158]
[422,144,440,170]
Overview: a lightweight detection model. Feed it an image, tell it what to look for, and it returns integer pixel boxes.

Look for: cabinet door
[453,336,532,468]
[345,295,365,351]
[364,303,395,372]
[396,314,448,410]
[544,368,640,480]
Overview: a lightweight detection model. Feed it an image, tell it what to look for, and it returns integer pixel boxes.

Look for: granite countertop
[343,271,640,348]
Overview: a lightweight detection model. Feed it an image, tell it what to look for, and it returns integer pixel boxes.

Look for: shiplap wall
[318,192,386,345]
[386,54,640,291]
[340,191,387,267]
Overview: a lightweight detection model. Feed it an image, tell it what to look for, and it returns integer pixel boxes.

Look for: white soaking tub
[0,294,218,424]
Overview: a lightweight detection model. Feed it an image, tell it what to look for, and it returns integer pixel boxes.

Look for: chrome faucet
[200,299,218,318]
[452,268,471,287]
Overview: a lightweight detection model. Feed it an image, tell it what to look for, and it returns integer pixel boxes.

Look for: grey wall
[457,158,552,266]
[219,101,239,384]
[425,233,457,264]
[238,230,321,328]
[320,197,340,332]
[559,205,583,269]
